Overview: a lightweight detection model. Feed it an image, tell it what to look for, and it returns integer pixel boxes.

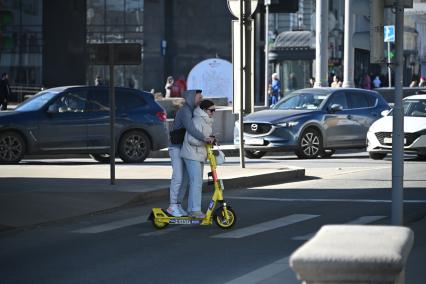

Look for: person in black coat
[0,73,11,110]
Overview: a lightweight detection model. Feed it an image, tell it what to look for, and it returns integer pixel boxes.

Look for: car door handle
[347,114,353,119]
[119,113,129,118]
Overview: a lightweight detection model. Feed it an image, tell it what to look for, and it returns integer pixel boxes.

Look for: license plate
[383,137,407,144]
[245,138,264,145]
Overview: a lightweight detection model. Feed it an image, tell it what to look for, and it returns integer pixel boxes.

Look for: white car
[367,94,426,160]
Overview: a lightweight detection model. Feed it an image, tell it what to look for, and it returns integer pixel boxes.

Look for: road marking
[139,226,184,237]
[292,215,387,241]
[224,256,291,284]
[211,214,319,239]
[72,215,148,234]
[227,196,426,204]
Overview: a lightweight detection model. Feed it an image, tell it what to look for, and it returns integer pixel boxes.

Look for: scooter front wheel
[214,207,236,229]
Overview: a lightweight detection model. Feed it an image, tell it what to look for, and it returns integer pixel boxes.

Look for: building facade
[0,0,232,96]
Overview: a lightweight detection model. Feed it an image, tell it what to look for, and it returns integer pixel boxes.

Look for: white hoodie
[180,107,213,162]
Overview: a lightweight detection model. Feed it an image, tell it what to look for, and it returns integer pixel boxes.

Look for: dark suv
[234,88,390,159]
[0,86,168,164]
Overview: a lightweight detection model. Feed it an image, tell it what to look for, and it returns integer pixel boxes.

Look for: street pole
[239,0,245,168]
[244,0,252,114]
[342,0,354,88]
[392,0,404,225]
[388,41,392,87]
[264,0,270,106]
[109,44,116,185]
[314,0,329,87]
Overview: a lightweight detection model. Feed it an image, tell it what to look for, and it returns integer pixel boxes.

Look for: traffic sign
[227,0,258,19]
[384,25,395,42]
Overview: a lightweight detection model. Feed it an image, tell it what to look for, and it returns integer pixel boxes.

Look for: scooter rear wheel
[152,219,168,229]
[214,207,236,229]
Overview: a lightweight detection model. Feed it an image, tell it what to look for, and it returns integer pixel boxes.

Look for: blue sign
[384,25,395,42]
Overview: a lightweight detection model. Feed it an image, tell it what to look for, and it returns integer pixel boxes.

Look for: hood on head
[182,90,201,110]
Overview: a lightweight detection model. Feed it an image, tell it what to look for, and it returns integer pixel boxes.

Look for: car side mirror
[381,109,390,116]
[329,104,343,113]
[47,104,59,114]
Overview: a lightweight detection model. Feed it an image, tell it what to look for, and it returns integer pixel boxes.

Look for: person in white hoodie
[180,99,216,218]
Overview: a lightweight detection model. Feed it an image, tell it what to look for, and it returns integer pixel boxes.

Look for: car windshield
[15,91,58,112]
[388,99,426,117]
[272,92,328,110]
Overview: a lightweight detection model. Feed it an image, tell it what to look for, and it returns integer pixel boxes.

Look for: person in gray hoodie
[167,90,214,217]
[180,99,216,218]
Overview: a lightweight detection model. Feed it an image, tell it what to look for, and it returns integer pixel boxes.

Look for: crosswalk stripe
[72,215,148,234]
[291,215,387,241]
[211,214,319,239]
[224,257,291,284]
[227,196,426,204]
[139,226,184,237]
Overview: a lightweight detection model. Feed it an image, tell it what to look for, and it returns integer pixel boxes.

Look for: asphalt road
[1,151,426,284]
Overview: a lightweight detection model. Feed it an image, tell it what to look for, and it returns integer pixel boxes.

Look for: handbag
[169,127,186,144]
[213,148,226,165]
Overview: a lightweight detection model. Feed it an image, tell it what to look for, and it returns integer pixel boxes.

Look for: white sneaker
[177,204,188,216]
[190,211,206,219]
[167,204,183,217]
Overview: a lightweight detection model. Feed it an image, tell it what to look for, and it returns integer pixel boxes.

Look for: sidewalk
[0,153,304,230]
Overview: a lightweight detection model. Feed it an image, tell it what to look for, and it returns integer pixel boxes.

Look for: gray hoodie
[169,90,205,146]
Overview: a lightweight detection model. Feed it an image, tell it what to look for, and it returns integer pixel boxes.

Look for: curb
[126,167,305,205]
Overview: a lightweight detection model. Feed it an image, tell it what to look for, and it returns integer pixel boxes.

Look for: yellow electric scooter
[148,143,236,229]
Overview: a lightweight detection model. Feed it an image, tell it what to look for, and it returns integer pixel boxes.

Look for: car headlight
[276,121,299,127]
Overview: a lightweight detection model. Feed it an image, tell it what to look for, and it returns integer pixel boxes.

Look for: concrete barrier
[290,225,414,284]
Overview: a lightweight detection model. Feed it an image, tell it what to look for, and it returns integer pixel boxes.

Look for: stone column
[314,0,329,87]
[342,0,354,87]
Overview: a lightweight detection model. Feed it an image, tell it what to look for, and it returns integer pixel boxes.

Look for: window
[88,88,109,112]
[15,91,57,112]
[327,92,348,109]
[346,92,375,109]
[52,90,88,113]
[87,0,144,88]
[405,100,426,117]
[116,89,146,111]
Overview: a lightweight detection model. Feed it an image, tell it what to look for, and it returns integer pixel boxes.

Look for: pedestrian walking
[164,76,175,98]
[167,90,214,217]
[94,75,103,86]
[331,75,342,87]
[362,73,371,90]
[270,73,281,105]
[373,76,381,88]
[419,76,426,87]
[0,73,11,111]
[409,80,418,88]
[180,99,216,218]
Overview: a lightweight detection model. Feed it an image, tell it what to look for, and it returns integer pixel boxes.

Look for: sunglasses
[207,108,216,113]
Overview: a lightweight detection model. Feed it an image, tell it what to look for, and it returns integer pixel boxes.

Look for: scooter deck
[149,208,212,225]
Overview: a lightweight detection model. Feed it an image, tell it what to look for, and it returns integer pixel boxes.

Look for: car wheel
[369,152,387,160]
[245,150,266,159]
[90,153,111,163]
[295,128,323,159]
[321,149,335,158]
[0,131,25,164]
[119,130,151,163]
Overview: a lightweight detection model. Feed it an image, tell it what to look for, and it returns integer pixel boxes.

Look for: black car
[0,86,168,163]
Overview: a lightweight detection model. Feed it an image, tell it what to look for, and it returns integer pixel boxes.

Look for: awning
[272,31,315,50]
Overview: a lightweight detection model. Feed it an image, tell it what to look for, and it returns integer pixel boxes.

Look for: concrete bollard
[290,225,414,284]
